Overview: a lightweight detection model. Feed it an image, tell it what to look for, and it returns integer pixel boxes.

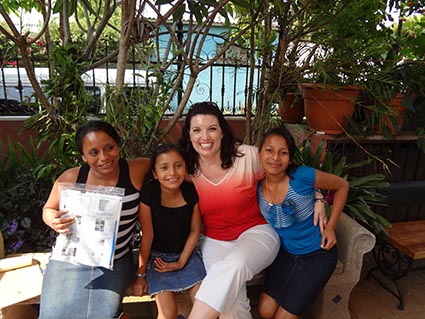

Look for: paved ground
[124,253,425,319]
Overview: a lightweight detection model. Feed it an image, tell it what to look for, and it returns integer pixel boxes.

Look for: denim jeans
[39,251,135,319]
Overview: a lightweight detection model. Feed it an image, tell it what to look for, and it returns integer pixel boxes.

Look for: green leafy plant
[352,4,425,140]
[0,138,56,254]
[296,139,391,236]
[105,55,175,158]
[21,44,92,172]
[394,61,425,152]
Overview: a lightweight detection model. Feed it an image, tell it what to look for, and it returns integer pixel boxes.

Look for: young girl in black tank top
[132,143,206,319]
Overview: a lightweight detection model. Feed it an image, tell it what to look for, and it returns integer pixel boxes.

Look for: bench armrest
[336,213,376,273]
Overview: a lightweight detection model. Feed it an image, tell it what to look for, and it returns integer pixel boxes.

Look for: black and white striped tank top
[76,158,140,260]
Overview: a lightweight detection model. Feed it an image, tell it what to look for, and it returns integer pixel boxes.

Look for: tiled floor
[6,252,425,318]
[349,255,425,319]
[124,253,425,319]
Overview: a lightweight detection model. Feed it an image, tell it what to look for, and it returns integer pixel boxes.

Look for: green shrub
[296,139,391,236]
[0,139,56,254]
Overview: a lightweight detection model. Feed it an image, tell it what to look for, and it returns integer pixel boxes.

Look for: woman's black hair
[258,126,299,177]
[75,120,121,154]
[177,101,239,175]
[149,143,188,172]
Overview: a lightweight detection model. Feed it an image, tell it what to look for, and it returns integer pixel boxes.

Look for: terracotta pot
[365,94,407,135]
[377,94,406,134]
[301,83,359,135]
[277,92,305,123]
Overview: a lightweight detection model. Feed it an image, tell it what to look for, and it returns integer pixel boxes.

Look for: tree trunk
[115,0,136,92]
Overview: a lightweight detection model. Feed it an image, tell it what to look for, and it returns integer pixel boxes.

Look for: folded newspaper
[50,183,125,269]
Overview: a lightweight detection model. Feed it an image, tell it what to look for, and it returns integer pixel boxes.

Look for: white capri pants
[195,224,280,319]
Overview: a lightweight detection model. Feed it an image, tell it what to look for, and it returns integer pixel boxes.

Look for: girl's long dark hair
[177,101,240,175]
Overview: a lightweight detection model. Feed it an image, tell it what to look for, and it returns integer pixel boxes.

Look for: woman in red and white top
[178,102,327,319]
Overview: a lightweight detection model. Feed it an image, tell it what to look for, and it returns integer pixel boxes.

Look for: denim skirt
[39,251,135,319]
[263,246,337,316]
[146,249,206,297]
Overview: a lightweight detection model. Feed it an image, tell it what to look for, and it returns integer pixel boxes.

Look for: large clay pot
[277,92,305,123]
[364,94,407,135]
[378,94,407,134]
[301,83,359,135]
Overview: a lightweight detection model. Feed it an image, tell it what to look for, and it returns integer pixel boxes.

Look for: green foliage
[0,139,55,254]
[22,44,92,170]
[105,82,169,158]
[307,1,390,85]
[53,0,78,15]
[154,0,250,25]
[0,36,15,65]
[394,62,425,142]
[396,13,425,60]
[105,40,175,158]
[41,45,94,118]
[296,139,391,236]
[0,0,40,14]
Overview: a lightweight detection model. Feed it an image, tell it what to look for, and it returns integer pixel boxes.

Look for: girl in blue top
[257,126,349,319]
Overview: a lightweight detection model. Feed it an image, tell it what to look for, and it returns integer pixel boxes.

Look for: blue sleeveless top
[257,165,322,255]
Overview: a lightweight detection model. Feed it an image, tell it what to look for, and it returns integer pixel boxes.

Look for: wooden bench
[366,178,425,310]
[366,220,425,310]
[246,213,377,319]
[386,220,425,260]
[0,213,376,319]
[124,213,376,319]
[0,252,49,319]
[304,212,375,319]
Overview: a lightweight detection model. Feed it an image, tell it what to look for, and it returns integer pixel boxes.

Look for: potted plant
[393,61,425,137]
[296,1,391,135]
[277,89,305,124]
[300,82,360,135]
[357,56,420,138]
[354,2,425,139]
[356,74,406,137]
[389,1,425,137]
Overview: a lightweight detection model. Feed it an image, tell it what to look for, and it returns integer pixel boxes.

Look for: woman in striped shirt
[39,120,150,319]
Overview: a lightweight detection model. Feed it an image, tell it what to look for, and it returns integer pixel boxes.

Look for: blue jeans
[39,251,135,319]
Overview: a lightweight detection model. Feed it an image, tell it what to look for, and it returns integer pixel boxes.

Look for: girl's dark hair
[177,101,239,175]
[75,120,121,154]
[258,126,299,177]
[149,143,188,172]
